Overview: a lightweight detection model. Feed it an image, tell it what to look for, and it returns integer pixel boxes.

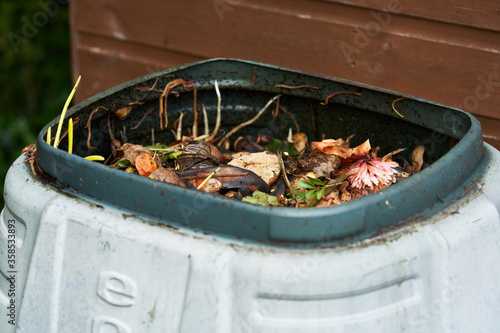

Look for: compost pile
[40,77,427,208]
[112,136,424,208]
[95,80,427,209]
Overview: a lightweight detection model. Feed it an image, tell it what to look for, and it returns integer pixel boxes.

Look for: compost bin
[1,59,500,332]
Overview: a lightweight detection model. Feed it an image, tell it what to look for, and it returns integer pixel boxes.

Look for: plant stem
[218,94,281,146]
[197,166,221,190]
[176,112,184,141]
[278,151,295,199]
[68,118,73,154]
[209,80,222,142]
[54,75,81,148]
[46,127,51,145]
[84,155,105,161]
[202,104,209,136]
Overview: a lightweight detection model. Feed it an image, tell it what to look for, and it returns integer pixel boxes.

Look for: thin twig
[278,151,295,199]
[202,104,209,136]
[168,133,211,149]
[87,106,109,150]
[136,76,175,93]
[136,77,160,92]
[182,172,247,181]
[54,75,81,148]
[391,97,407,118]
[192,88,198,138]
[159,79,183,129]
[197,167,221,190]
[275,103,300,132]
[209,80,222,142]
[272,96,280,118]
[159,79,196,131]
[218,94,282,146]
[274,84,319,90]
[57,116,80,146]
[131,107,154,130]
[103,153,113,165]
[321,91,361,105]
[381,148,406,162]
[107,114,115,142]
[121,125,127,143]
[310,100,316,131]
[177,112,185,141]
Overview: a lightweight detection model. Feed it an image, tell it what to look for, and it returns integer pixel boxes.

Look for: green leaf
[266,138,283,151]
[316,187,326,200]
[282,142,298,154]
[166,151,183,159]
[242,191,280,206]
[305,190,316,200]
[307,176,325,186]
[146,144,169,149]
[115,158,130,167]
[295,193,306,201]
[266,139,298,154]
[146,145,176,154]
[294,180,316,189]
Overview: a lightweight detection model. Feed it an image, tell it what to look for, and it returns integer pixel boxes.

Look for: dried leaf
[177,141,226,170]
[227,151,281,186]
[312,139,371,159]
[114,106,133,120]
[122,143,156,166]
[411,145,425,173]
[292,132,308,153]
[149,168,187,187]
[179,165,270,196]
[381,148,406,162]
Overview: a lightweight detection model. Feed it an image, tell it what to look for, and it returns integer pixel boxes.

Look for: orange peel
[136,154,158,177]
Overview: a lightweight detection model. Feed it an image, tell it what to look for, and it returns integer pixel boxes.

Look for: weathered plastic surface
[1,144,500,332]
[1,59,500,332]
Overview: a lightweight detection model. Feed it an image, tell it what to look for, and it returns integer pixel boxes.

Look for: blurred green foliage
[0,1,71,209]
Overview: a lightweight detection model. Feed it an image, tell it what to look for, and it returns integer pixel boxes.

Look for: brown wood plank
[70,0,500,147]
[476,115,500,150]
[72,33,203,101]
[320,0,500,32]
[71,0,500,119]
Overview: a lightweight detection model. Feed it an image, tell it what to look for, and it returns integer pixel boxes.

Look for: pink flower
[346,157,399,189]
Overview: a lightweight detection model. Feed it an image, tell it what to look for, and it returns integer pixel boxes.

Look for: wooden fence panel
[71,0,500,148]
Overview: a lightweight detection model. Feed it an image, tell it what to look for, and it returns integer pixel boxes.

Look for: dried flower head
[346,156,399,189]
